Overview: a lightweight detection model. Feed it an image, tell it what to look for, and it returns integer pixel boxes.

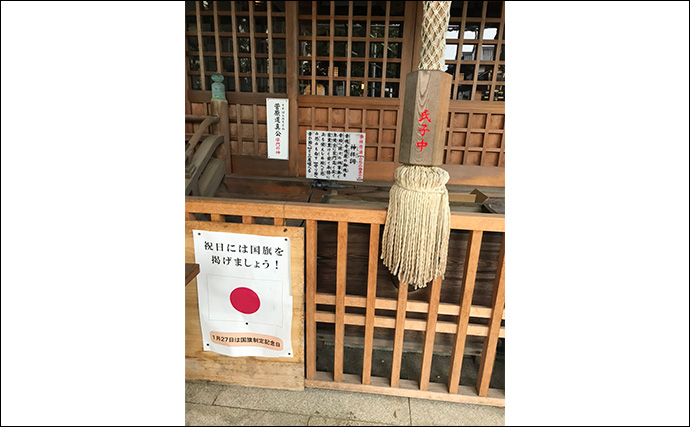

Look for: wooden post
[209,72,232,174]
[398,70,452,165]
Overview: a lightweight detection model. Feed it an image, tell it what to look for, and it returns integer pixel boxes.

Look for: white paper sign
[267,98,288,159]
[306,130,365,182]
[193,230,293,358]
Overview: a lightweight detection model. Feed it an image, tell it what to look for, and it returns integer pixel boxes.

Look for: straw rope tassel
[381,1,452,289]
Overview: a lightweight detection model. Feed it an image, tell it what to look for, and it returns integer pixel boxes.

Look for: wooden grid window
[444,1,504,102]
[297,1,407,97]
[444,107,504,166]
[185,1,288,94]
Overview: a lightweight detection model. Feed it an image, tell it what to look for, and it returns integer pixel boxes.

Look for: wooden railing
[185,196,505,406]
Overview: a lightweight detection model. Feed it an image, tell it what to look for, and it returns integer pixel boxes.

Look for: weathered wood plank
[448,230,484,394]
[362,223,380,385]
[305,220,317,380]
[390,281,408,387]
[419,276,443,390]
[476,235,506,396]
[334,221,348,382]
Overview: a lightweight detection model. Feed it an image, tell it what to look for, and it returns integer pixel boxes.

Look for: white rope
[381,165,450,289]
[419,1,452,70]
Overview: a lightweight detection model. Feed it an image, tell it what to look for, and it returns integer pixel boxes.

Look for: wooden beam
[448,230,483,394]
[476,235,506,396]
[419,276,443,390]
[362,223,380,385]
[334,221,348,382]
[390,281,408,387]
[305,220,317,380]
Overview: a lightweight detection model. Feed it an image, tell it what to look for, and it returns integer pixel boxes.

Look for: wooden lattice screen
[184,1,505,184]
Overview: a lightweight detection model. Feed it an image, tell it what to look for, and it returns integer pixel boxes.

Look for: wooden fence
[186,196,505,406]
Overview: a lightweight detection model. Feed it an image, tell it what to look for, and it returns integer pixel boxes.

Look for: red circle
[230,287,261,314]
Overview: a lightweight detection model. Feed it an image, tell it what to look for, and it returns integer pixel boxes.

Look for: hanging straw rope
[381,1,452,289]
[381,166,450,288]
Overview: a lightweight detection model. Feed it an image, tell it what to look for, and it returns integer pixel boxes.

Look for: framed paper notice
[267,98,288,159]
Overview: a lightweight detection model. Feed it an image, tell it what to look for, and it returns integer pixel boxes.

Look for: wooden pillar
[209,72,232,174]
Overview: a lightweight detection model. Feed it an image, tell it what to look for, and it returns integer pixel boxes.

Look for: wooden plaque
[399,70,452,166]
[185,221,305,390]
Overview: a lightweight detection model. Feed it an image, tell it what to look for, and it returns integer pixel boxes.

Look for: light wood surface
[185,221,305,390]
[334,221,348,382]
[305,220,317,380]
[419,276,443,390]
[185,197,504,232]
[399,70,452,165]
[448,230,484,394]
[476,235,505,397]
[390,281,408,388]
[362,224,380,385]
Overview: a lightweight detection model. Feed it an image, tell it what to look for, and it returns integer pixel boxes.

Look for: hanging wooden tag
[399,70,452,166]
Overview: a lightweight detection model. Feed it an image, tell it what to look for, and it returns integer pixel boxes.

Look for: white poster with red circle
[193,229,293,358]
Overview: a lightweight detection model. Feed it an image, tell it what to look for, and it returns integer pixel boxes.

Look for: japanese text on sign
[193,230,293,358]
[417,109,431,152]
[267,98,288,160]
[306,130,365,182]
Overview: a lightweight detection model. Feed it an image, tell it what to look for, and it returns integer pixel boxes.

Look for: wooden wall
[185,1,506,186]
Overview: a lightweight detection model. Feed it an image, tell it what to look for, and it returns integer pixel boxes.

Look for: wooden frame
[185,220,305,390]
[186,196,505,406]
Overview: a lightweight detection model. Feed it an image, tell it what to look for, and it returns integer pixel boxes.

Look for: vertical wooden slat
[286,0,300,176]
[230,1,241,94]
[211,214,224,222]
[267,0,274,93]
[390,279,408,388]
[305,220,318,380]
[248,0,258,95]
[273,217,285,226]
[481,113,490,166]
[418,276,443,390]
[311,1,316,95]
[186,211,196,221]
[364,1,371,97]
[253,104,259,155]
[447,230,483,394]
[380,1,390,98]
[464,112,473,165]
[328,0,334,96]
[395,1,417,162]
[411,1,424,71]
[476,234,506,397]
[195,1,206,91]
[334,221,348,382]
[242,216,255,224]
[346,1,352,96]
[212,2,221,77]
[361,223,380,385]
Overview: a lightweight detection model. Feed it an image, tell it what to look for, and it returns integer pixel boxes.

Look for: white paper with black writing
[267,98,288,160]
[306,130,365,182]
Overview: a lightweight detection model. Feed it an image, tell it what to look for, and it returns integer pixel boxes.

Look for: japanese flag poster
[193,230,293,358]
